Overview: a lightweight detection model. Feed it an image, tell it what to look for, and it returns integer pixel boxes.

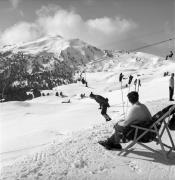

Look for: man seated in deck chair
[99,91,152,150]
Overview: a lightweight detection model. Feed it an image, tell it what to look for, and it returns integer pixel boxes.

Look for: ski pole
[134,79,137,91]
[119,73,125,119]
[138,79,141,93]
[126,75,133,115]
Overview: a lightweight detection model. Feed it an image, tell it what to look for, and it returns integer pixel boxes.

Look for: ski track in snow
[1,100,175,180]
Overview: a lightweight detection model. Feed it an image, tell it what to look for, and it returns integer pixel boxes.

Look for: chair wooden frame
[118,105,175,159]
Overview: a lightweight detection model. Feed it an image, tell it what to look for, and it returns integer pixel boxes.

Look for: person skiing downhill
[101,98,111,121]
[90,92,111,121]
[169,73,174,101]
[90,92,108,109]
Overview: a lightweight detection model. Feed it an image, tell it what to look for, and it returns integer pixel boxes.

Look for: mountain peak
[0,35,100,56]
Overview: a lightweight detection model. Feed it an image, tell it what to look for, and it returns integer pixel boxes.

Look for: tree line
[0,52,75,101]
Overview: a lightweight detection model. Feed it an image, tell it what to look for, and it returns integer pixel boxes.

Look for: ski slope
[0,51,175,179]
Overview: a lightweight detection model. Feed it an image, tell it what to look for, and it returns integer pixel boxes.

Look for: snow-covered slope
[1,36,175,179]
[1,76,175,180]
[86,51,171,72]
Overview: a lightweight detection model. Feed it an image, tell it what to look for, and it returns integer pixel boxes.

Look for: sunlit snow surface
[0,49,175,179]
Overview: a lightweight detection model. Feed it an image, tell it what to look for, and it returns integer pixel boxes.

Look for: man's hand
[118,119,125,126]
[113,119,125,128]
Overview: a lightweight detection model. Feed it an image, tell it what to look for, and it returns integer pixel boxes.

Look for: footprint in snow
[127,161,142,174]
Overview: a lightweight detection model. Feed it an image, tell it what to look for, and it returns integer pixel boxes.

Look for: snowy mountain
[1,35,172,75]
[0,35,107,99]
[0,35,174,101]
[0,35,105,68]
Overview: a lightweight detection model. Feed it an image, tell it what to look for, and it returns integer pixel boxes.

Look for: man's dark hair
[127,91,139,104]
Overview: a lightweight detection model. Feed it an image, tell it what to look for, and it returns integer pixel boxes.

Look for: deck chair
[118,104,175,159]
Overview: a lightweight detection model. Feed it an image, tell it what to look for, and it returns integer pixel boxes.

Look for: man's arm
[118,108,137,127]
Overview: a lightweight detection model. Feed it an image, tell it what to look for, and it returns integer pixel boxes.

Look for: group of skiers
[55,91,65,98]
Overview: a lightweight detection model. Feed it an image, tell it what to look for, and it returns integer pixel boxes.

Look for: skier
[81,77,88,87]
[85,80,88,87]
[169,73,174,101]
[60,91,63,97]
[101,98,111,121]
[60,91,67,98]
[80,93,86,99]
[90,92,111,121]
[81,77,85,84]
[166,51,174,60]
[55,92,59,96]
[90,92,108,109]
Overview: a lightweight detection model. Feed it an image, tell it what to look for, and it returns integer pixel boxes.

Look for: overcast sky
[0,0,174,56]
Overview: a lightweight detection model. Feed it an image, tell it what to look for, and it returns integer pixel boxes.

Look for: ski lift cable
[90,37,175,65]
[79,37,175,80]
[128,37,175,52]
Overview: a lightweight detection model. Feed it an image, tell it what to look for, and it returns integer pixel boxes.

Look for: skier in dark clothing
[90,92,108,109]
[90,92,111,121]
[169,73,174,101]
[166,51,174,60]
[101,98,111,121]
[60,91,63,97]
[81,78,85,84]
[81,77,88,87]
[80,93,86,99]
[85,81,88,87]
